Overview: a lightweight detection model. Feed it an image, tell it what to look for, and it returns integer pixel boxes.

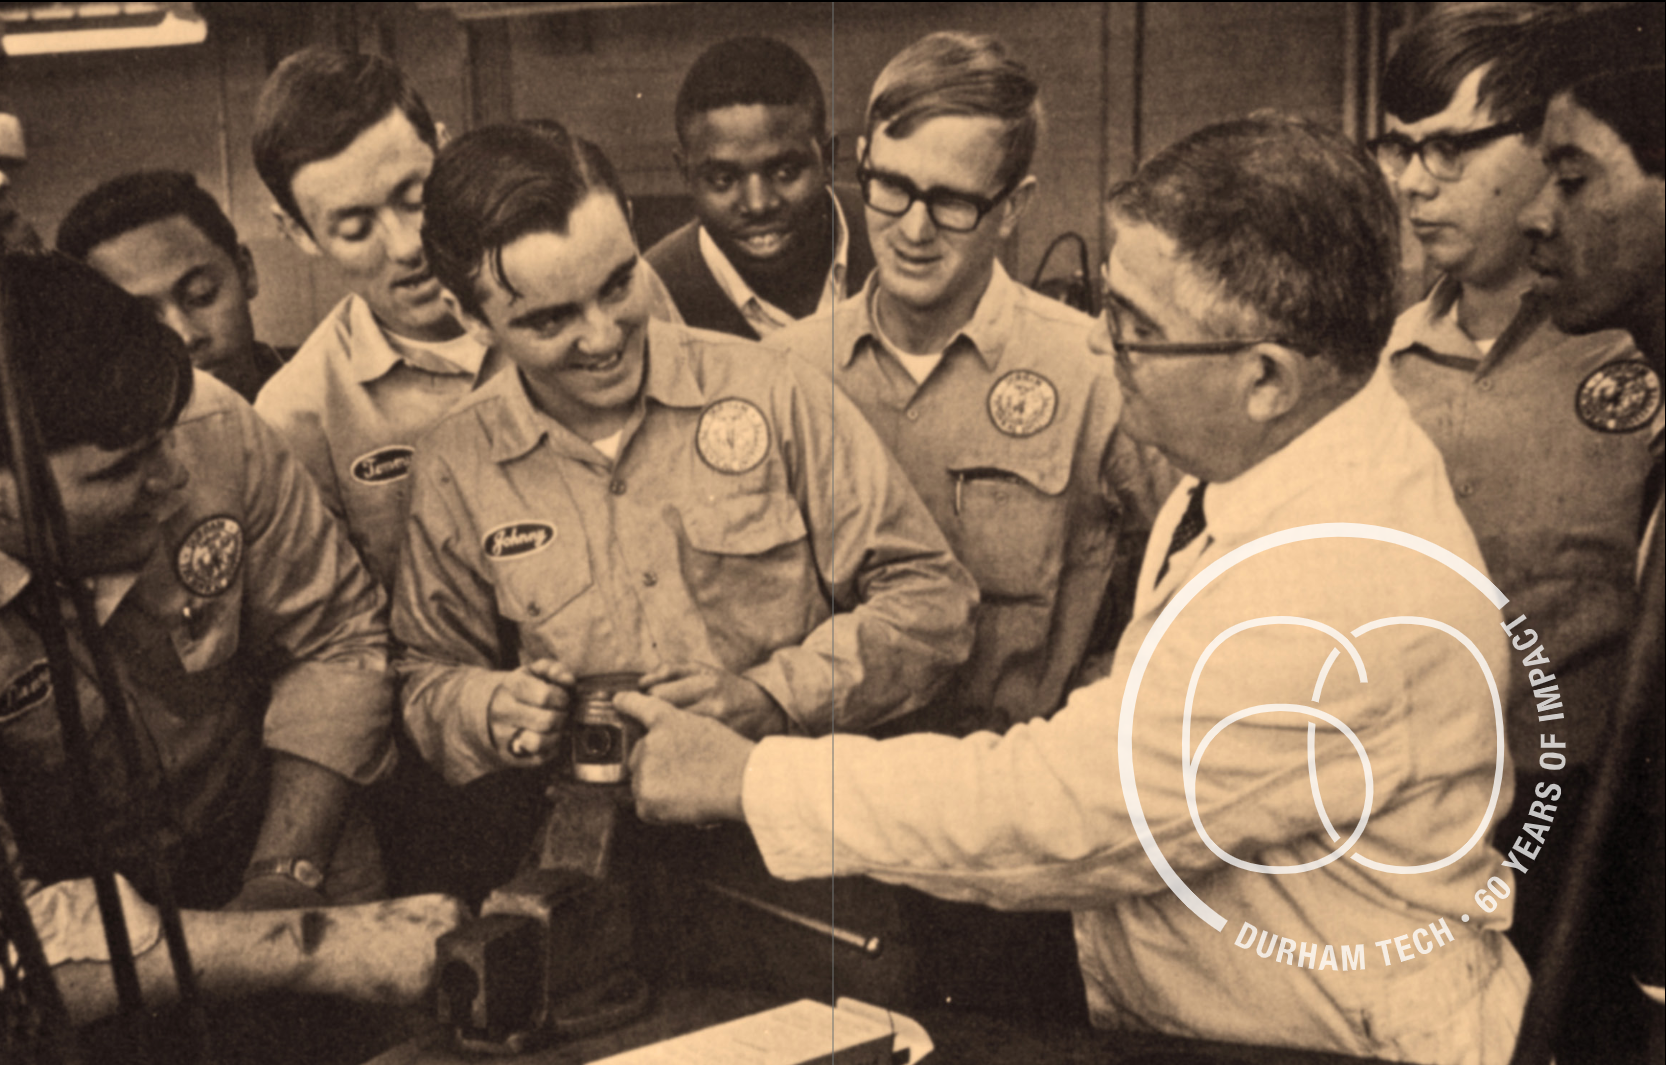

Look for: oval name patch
[351,445,415,485]
[175,515,244,597]
[0,660,52,722]
[697,398,771,474]
[987,370,1058,437]
[1576,360,1661,434]
[483,522,556,560]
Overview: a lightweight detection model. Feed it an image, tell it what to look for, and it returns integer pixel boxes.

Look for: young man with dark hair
[1375,4,1660,971]
[248,46,489,591]
[57,170,285,402]
[646,36,872,339]
[0,251,462,1027]
[401,117,973,778]
[620,114,1529,1063]
[1513,9,1664,1061]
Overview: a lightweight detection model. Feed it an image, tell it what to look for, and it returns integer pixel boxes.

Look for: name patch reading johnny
[483,522,556,560]
[987,370,1058,437]
[1576,360,1661,433]
[351,445,415,485]
[0,661,52,722]
[175,516,245,597]
[696,398,771,474]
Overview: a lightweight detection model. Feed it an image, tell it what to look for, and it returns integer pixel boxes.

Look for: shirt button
[527,602,541,616]
[1457,483,1474,498]
[905,409,920,422]
[609,479,626,495]
[1477,379,1493,392]
[642,571,658,587]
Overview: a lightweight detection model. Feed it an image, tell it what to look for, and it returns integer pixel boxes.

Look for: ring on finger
[508,728,538,758]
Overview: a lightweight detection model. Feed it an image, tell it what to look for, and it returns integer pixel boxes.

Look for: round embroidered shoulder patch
[987,370,1058,437]
[696,398,771,474]
[175,516,244,597]
[1577,360,1661,433]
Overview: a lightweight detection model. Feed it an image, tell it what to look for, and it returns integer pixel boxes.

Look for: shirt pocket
[946,463,1071,603]
[677,493,825,668]
[491,540,597,631]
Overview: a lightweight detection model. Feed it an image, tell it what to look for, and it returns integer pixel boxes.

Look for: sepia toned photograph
[0,3,1660,1064]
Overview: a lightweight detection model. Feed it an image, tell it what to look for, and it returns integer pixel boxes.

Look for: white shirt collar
[696,188,849,337]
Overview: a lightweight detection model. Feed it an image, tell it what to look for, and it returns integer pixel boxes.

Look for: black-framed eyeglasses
[856,152,1020,233]
[1366,122,1524,182]
[1098,284,1295,360]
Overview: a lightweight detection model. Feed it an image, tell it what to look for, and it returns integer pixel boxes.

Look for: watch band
[243,856,325,891]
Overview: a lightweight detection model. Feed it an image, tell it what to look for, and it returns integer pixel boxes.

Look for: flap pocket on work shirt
[490,532,595,625]
[679,492,810,557]
[947,464,1070,603]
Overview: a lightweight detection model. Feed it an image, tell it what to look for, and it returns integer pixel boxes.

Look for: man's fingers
[613,691,679,731]
[640,662,698,688]
[523,657,576,689]
[646,674,715,707]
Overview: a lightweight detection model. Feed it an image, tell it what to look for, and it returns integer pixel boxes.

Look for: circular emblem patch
[987,370,1058,437]
[1576,360,1661,433]
[696,398,771,474]
[175,516,244,597]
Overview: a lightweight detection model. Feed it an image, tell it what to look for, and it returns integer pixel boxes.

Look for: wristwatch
[243,856,326,892]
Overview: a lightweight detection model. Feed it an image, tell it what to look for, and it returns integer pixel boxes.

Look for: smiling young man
[1374,5,1662,973]
[57,170,285,403]
[645,36,872,339]
[771,32,1163,741]
[0,252,467,1034]
[244,48,489,591]
[400,118,972,779]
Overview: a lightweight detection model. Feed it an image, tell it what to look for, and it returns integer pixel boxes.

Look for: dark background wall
[3,2,1422,348]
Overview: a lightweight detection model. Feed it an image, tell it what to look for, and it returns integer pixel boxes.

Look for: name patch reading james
[175,515,244,597]
[987,370,1058,437]
[351,445,415,485]
[0,660,52,722]
[484,522,556,560]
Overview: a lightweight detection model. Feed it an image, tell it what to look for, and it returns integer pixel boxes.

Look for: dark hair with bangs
[674,36,827,145]
[0,251,192,464]
[422,120,628,321]
[1106,113,1399,379]
[252,47,438,231]
[866,31,1041,188]
[57,170,240,263]
[1492,3,1663,176]
[1381,4,1556,129]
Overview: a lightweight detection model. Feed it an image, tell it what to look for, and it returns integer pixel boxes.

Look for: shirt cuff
[264,662,395,785]
[407,665,516,786]
[744,655,828,736]
[742,735,836,880]
[27,875,161,968]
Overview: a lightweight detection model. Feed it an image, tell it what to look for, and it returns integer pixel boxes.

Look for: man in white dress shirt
[614,114,1529,1063]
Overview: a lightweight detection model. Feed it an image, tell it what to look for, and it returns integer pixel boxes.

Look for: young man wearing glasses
[1375,4,1661,972]
[767,30,1165,1021]
[771,31,1164,744]
[622,114,1529,1064]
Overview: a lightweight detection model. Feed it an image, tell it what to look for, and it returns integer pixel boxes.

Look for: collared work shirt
[0,374,393,964]
[1384,277,1662,767]
[255,268,685,589]
[744,375,1528,1063]
[255,293,495,590]
[394,320,977,785]
[696,188,850,338]
[771,265,1167,735]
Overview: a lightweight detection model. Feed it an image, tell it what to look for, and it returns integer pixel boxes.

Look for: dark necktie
[1155,482,1208,586]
